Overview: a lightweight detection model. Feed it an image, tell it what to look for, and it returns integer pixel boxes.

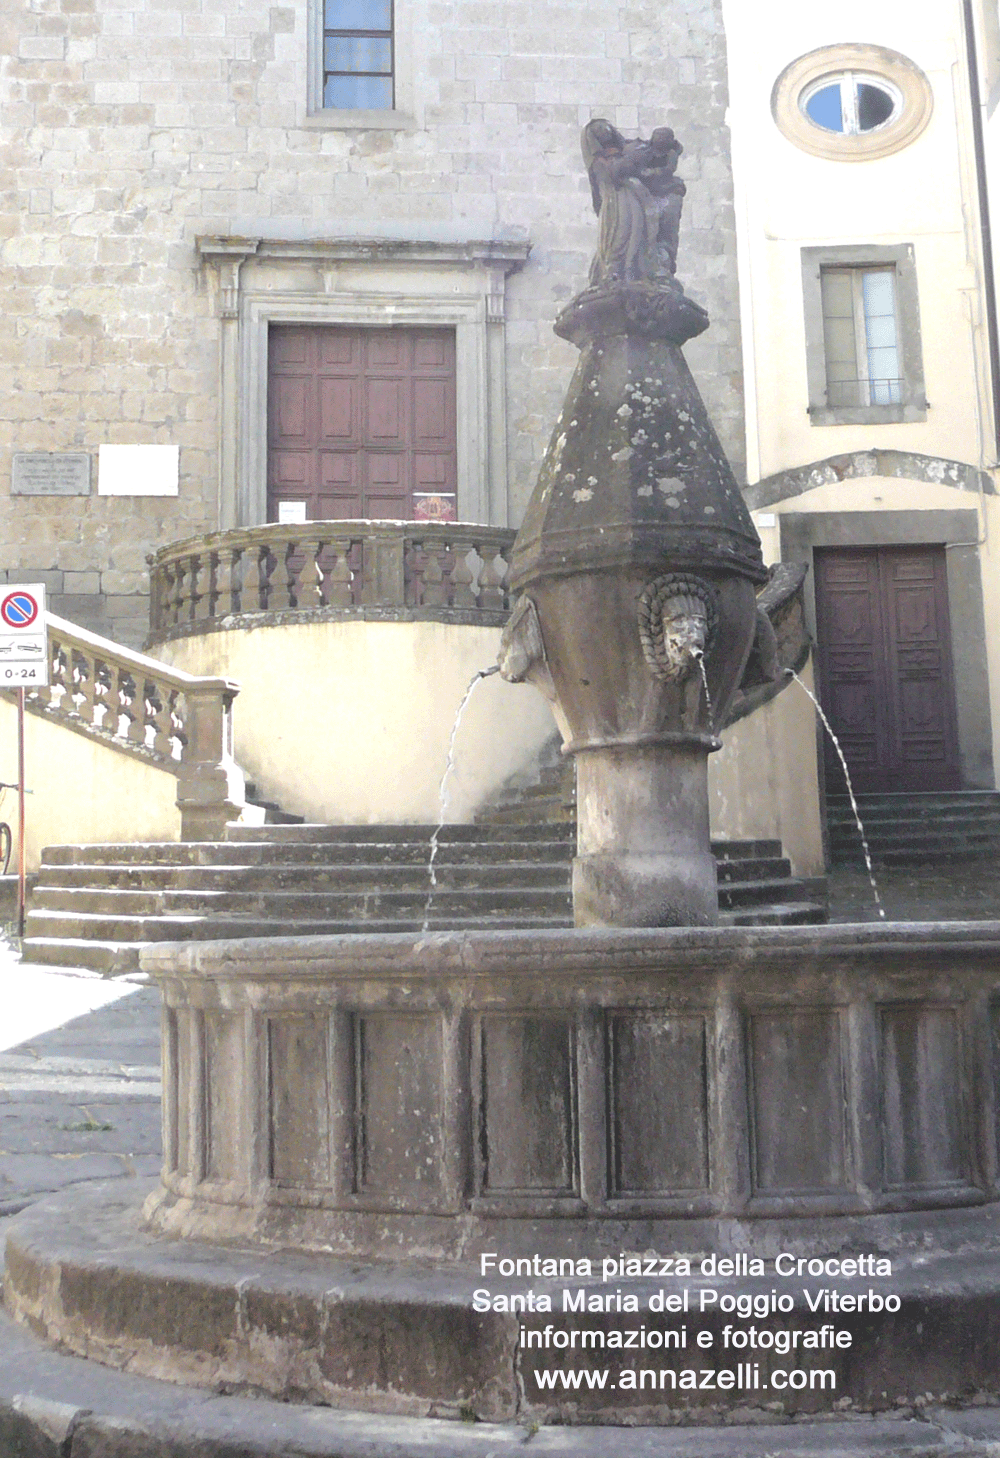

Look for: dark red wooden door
[267,325,457,521]
[814,546,961,793]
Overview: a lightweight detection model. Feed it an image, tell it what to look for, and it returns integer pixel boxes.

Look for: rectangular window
[323,0,393,110]
[820,266,902,409]
[801,244,926,426]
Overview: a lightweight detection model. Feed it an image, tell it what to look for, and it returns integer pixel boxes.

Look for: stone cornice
[196,235,531,273]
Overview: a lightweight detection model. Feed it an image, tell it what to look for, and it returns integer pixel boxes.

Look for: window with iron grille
[323,0,393,110]
[800,244,926,426]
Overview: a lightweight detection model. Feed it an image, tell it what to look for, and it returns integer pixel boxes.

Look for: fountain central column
[500,120,767,926]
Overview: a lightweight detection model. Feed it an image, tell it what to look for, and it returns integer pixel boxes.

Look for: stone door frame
[780,507,994,789]
[197,236,530,531]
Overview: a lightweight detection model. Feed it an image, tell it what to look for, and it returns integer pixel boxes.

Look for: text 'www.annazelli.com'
[533,1365,836,1392]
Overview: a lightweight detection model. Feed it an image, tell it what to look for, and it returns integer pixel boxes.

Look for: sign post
[0,586,48,937]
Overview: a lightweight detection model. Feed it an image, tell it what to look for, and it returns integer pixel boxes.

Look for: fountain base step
[7,1180,1000,1429]
[5,1304,1000,1458]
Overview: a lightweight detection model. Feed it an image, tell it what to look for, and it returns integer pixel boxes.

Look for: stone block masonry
[2,0,744,643]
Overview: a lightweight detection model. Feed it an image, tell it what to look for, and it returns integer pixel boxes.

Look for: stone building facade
[2,0,743,650]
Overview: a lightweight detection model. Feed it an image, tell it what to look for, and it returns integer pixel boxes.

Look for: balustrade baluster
[268,540,294,610]
[167,687,185,760]
[120,670,145,746]
[171,559,189,623]
[92,658,113,731]
[146,678,174,757]
[419,550,447,607]
[214,548,236,618]
[448,545,477,609]
[73,649,98,727]
[200,551,220,621]
[46,638,69,713]
[480,551,510,612]
[103,658,125,738]
[327,544,354,608]
[241,546,265,612]
[296,539,325,609]
[188,554,205,622]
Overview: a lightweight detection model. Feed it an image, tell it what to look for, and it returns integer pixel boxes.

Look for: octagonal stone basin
[140,922,1000,1257]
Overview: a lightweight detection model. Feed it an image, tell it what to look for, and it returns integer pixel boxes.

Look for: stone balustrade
[147,521,517,642]
[27,613,247,839]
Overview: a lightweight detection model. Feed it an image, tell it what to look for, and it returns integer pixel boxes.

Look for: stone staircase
[23,819,827,975]
[828,790,1000,866]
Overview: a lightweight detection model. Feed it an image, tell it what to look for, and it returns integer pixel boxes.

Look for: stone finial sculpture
[500,120,767,927]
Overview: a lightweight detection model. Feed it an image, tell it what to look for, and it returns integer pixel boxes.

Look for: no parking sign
[0,584,48,685]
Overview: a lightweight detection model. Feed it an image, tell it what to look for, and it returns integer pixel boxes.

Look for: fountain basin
[8,921,1000,1424]
[139,921,1000,1254]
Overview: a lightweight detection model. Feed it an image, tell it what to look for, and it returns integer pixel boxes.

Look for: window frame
[306,0,412,128]
[800,72,902,137]
[801,244,927,427]
[772,44,933,162]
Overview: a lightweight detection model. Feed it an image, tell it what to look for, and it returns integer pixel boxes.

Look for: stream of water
[693,650,714,728]
[787,670,885,919]
[422,665,500,933]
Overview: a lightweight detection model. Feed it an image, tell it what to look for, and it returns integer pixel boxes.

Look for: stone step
[224,821,576,844]
[29,885,576,920]
[40,839,576,869]
[714,855,790,886]
[833,831,1000,859]
[829,809,1000,834]
[861,846,1000,867]
[25,891,576,942]
[716,876,814,910]
[17,937,143,973]
[827,790,1000,812]
[721,900,828,926]
[34,860,574,894]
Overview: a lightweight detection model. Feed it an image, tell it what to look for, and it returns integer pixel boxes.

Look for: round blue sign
[1,591,39,628]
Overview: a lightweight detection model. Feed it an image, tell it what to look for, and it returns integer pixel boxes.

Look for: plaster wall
[3,0,744,648]
[0,695,180,871]
[157,619,556,824]
[721,0,988,484]
[708,659,825,878]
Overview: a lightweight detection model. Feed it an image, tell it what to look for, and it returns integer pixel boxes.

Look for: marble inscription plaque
[12,452,91,496]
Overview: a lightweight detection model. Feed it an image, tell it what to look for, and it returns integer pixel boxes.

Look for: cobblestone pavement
[0,950,161,1224]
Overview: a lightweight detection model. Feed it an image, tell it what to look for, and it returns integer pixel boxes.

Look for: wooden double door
[267,324,458,522]
[814,546,961,793]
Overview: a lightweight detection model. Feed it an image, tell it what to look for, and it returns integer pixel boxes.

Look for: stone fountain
[498,117,770,928]
[7,121,1000,1436]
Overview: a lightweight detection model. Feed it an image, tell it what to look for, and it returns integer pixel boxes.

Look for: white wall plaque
[98,444,180,497]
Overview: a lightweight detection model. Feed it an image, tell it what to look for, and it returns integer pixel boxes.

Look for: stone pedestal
[573,742,716,925]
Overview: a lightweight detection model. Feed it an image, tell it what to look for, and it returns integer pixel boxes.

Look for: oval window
[801,73,900,135]
[772,46,933,161]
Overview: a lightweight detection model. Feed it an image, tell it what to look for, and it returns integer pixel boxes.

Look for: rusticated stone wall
[2,0,743,648]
